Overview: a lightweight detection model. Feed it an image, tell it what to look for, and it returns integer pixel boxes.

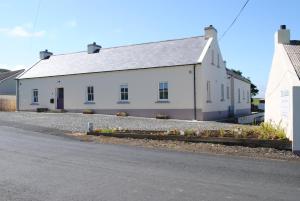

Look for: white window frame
[238,88,241,103]
[207,81,211,102]
[226,86,230,99]
[247,90,250,103]
[120,84,129,101]
[32,89,39,103]
[86,86,94,102]
[159,81,169,100]
[221,84,224,101]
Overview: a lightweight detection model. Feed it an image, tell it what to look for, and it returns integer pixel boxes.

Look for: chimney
[87,42,101,54]
[204,25,217,39]
[39,49,53,60]
[224,60,227,68]
[275,24,290,44]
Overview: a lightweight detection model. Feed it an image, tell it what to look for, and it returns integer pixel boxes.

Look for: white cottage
[17,25,251,121]
[265,25,300,153]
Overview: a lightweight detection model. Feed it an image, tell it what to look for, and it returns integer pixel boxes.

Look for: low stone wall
[87,132,292,151]
[0,95,16,111]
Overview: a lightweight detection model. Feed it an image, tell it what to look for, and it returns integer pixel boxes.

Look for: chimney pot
[88,42,101,54]
[39,49,53,60]
[280,25,286,30]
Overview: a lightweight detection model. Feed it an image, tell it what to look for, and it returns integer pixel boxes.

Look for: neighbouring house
[0,69,24,95]
[265,25,300,153]
[0,69,24,111]
[17,25,251,120]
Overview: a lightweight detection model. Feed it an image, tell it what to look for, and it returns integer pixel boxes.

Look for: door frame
[56,87,64,109]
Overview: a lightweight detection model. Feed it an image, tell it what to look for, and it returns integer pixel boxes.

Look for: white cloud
[66,20,78,28]
[0,25,45,38]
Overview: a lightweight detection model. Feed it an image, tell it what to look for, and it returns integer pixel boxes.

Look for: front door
[57,88,64,109]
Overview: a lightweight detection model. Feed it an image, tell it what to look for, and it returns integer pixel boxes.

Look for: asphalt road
[0,126,300,201]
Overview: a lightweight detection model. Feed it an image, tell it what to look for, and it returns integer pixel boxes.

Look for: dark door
[57,88,64,109]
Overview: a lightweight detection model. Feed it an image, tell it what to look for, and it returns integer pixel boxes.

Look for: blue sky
[0,0,300,97]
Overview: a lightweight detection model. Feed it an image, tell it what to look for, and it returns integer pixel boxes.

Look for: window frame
[32,89,39,103]
[226,86,230,99]
[120,84,129,101]
[221,83,224,101]
[159,81,169,101]
[207,81,211,103]
[86,86,94,102]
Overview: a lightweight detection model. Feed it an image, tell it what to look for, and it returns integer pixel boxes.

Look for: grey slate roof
[284,41,300,79]
[18,36,208,79]
[226,68,251,84]
[0,69,24,83]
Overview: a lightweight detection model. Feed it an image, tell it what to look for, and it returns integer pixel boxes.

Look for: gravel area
[0,111,240,133]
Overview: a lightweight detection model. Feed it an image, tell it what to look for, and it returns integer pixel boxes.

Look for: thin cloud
[0,25,45,38]
[66,20,78,28]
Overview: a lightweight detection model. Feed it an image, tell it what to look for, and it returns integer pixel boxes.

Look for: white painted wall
[197,37,230,113]
[265,43,300,140]
[19,65,195,111]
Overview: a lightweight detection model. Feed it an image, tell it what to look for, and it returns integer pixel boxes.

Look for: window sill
[117,101,130,104]
[84,101,95,105]
[155,100,170,103]
[31,103,39,105]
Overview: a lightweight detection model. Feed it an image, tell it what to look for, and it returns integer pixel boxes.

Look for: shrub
[167,128,181,136]
[255,122,286,140]
[116,112,128,117]
[83,109,94,114]
[184,129,197,137]
[94,128,115,134]
[156,114,169,119]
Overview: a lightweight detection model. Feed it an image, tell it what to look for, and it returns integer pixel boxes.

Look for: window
[221,84,224,101]
[217,54,220,67]
[243,90,245,100]
[247,90,250,103]
[211,50,215,65]
[120,84,128,101]
[238,88,241,103]
[32,89,38,103]
[159,82,168,100]
[226,86,230,99]
[87,86,94,102]
[207,81,211,102]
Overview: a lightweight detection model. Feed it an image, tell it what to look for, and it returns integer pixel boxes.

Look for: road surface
[0,125,299,201]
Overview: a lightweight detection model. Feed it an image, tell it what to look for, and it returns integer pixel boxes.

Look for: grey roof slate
[19,36,207,79]
[284,41,300,79]
[0,69,24,83]
[226,68,251,84]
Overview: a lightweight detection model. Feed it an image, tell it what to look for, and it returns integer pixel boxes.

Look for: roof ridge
[50,35,204,57]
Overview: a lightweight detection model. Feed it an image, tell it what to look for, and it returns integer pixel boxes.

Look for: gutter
[193,64,197,120]
[16,79,19,111]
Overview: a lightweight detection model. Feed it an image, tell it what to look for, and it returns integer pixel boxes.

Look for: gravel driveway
[0,111,239,133]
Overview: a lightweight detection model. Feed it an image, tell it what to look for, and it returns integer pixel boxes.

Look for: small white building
[265,25,300,153]
[17,25,251,121]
